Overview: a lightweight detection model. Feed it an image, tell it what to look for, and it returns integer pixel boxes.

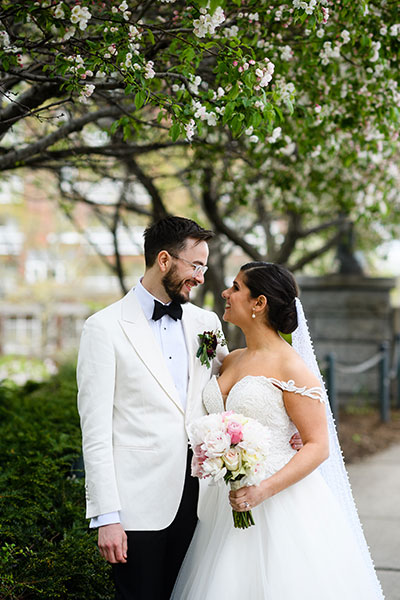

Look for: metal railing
[323,333,400,425]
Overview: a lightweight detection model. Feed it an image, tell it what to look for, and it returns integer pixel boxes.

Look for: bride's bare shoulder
[281,346,321,389]
[220,348,245,374]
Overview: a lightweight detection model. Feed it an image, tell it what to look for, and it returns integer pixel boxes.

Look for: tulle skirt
[171,470,381,599]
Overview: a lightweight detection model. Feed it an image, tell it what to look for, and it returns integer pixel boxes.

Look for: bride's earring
[252,308,256,319]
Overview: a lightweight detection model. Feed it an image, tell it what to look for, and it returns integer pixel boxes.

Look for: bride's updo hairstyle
[240,262,298,334]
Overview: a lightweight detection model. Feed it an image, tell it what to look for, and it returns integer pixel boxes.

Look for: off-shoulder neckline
[212,374,325,410]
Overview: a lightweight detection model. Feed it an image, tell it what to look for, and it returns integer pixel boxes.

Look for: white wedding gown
[171,375,383,600]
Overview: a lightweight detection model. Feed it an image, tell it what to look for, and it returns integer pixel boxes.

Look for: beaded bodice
[203,375,324,476]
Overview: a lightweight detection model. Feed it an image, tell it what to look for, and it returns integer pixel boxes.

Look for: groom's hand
[98,523,128,564]
[289,432,303,451]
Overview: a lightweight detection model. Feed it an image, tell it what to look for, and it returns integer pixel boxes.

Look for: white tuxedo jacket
[77,289,227,531]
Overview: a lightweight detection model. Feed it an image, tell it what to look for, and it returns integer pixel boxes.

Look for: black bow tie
[152,299,183,321]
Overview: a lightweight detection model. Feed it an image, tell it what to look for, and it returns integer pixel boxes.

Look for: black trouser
[112,451,199,600]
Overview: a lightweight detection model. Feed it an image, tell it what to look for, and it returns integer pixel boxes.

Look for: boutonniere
[196,330,227,368]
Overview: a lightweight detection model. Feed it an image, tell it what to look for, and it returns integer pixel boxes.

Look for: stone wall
[297,275,397,406]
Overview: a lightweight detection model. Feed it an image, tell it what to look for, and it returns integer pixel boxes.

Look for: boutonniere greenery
[196,329,227,368]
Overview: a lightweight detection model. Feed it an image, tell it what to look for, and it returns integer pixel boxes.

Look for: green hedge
[0,365,113,599]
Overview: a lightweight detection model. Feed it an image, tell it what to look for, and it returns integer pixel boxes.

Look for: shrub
[0,365,113,599]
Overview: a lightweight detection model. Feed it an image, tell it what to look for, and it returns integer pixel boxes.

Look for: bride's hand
[229,482,270,512]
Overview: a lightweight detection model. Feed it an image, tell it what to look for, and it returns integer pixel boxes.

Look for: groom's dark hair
[143,216,214,267]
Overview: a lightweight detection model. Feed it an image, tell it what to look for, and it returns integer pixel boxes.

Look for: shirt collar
[134,278,171,321]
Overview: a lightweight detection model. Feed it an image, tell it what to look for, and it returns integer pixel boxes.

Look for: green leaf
[209,0,221,14]
[134,89,146,109]
[251,111,262,128]
[223,101,235,124]
[274,106,284,122]
[227,83,240,101]
[231,114,243,137]
[169,122,181,141]
[285,98,294,115]
[110,120,120,135]
[147,29,155,45]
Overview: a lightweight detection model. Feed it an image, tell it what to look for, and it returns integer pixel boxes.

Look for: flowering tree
[0,0,399,296]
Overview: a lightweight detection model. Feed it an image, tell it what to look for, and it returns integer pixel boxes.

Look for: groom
[77,216,228,600]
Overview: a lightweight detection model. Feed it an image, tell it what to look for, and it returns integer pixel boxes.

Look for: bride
[171,262,384,599]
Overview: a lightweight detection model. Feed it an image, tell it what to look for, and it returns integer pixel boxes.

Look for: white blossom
[0,30,10,48]
[128,25,142,41]
[53,3,65,19]
[188,74,202,94]
[78,84,95,103]
[320,41,341,65]
[369,40,381,63]
[322,7,329,23]
[144,61,155,79]
[107,44,117,56]
[224,25,239,38]
[341,30,351,44]
[267,127,282,143]
[59,27,75,42]
[281,45,293,61]
[185,119,196,141]
[70,5,92,31]
[293,0,317,14]
[280,136,296,156]
[193,7,225,38]
[255,58,275,88]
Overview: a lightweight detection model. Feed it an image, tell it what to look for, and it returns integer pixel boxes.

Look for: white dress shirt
[90,280,189,528]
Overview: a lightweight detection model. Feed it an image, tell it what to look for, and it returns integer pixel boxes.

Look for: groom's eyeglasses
[169,253,208,277]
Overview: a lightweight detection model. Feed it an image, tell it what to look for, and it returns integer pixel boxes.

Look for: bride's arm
[230,372,329,511]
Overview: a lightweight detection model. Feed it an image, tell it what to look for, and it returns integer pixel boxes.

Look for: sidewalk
[348,444,400,600]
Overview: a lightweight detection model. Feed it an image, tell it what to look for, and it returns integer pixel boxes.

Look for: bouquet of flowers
[188,411,269,529]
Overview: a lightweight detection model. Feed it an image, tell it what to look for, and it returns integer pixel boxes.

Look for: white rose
[223,448,241,471]
[202,431,231,458]
[202,457,226,480]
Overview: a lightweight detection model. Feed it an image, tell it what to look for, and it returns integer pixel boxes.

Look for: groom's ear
[158,250,170,272]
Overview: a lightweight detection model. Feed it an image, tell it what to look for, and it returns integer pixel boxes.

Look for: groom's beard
[162,265,196,304]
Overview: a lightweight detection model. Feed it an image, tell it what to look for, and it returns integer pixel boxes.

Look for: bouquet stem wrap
[229,479,255,529]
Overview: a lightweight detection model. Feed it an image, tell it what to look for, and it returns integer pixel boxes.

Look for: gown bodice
[202,375,308,475]
[171,376,383,600]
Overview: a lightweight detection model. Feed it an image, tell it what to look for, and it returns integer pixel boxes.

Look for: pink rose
[227,420,243,445]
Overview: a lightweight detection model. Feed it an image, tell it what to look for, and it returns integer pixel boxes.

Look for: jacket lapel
[182,305,208,412]
[119,290,183,414]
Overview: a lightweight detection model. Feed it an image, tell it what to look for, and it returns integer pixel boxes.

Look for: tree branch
[18,141,190,167]
[201,167,264,261]
[123,156,168,222]
[0,82,61,136]
[288,230,345,272]
[0,106,129,171]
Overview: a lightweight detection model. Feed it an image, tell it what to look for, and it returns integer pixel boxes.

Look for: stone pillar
[297,275,396,406]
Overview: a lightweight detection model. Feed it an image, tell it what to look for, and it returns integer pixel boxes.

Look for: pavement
[348,444,400,600]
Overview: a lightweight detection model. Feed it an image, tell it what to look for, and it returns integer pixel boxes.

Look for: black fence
[323,333,400,425]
